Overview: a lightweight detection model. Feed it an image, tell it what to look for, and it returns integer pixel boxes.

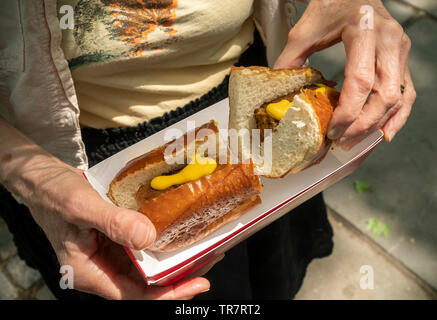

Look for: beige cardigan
[0,0,297,201]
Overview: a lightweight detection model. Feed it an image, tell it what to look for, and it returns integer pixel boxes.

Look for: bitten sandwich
[228,66,340,178]
[107,121,262,252]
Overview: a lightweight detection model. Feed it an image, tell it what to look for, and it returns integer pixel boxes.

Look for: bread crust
[271,88,339,178]
[301,88,339,138]
[107,120,219,208]
[157,195,261,252]
[109,121,219,189]
[230,66,323,80]
[137,160,262,252]
[107,120,262,252]
[228,66,339,178]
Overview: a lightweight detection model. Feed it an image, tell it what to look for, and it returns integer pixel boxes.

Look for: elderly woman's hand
[0,118,210,299]
[274,0,416,148]
[28,161,210,299]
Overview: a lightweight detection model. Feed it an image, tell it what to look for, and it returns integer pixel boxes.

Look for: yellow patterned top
[58,0,255,128]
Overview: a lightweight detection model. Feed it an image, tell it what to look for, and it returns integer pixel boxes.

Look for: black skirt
[0,30,333,300]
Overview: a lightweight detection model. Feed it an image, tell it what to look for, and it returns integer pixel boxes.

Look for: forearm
[0,116,64,202]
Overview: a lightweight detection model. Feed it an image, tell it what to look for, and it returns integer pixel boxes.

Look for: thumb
[88,199,157,250]
[273,26,314,69]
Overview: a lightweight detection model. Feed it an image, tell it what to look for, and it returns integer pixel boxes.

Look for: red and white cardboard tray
[83,98,383,286]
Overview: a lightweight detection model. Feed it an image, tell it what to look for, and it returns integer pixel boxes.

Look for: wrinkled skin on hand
[275,0,416,148]
[25,160,210,299]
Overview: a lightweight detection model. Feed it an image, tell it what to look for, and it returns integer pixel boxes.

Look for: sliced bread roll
[107,121,262,252]
[229,66,339,178]
[108,121,220,210]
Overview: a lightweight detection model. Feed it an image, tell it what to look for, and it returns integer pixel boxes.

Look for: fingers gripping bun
[228,66,339,178]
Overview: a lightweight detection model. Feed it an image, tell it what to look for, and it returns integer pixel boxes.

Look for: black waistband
[81,29,268,167]
[81,77,229,167]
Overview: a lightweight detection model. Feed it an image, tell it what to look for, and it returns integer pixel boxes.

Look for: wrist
[0,125,68,204]
[1,147,63,203]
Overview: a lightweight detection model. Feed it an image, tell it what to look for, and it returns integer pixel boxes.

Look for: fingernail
[327,126,345,140]
[194,281,210,294]
[200,286,210,293]
[338,137,348,145]
[341,143,353,151]
[338,137,352,151]
[385,132,396,142]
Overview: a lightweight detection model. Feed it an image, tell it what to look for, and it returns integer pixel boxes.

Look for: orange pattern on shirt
[105,0,178,56]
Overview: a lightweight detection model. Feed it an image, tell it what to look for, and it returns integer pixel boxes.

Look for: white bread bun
[108,121,220,211]
[107,121,262,252]
[229,66,339,178]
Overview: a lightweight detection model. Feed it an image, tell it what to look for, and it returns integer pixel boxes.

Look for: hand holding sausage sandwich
[275,0,416,148]
[0,117,210,299]
[0,0,415,300]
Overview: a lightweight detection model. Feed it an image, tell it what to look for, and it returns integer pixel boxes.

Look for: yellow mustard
[265,84,335,121]
[314,83,335,94]
[305,70,311,79]
[150,153,217,190]
[266,99,293,121]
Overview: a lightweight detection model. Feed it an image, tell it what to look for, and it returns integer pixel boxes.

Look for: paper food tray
[84,98,383,286]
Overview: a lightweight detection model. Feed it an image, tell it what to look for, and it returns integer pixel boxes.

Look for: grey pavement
[384,0,423,23]
[6,256,41,290]
[0,219,55,300]
[0,270,18,300]
[312,0,437,295]
[296,209,435,300]
[0,226,16,261]
[403,0,437,16]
